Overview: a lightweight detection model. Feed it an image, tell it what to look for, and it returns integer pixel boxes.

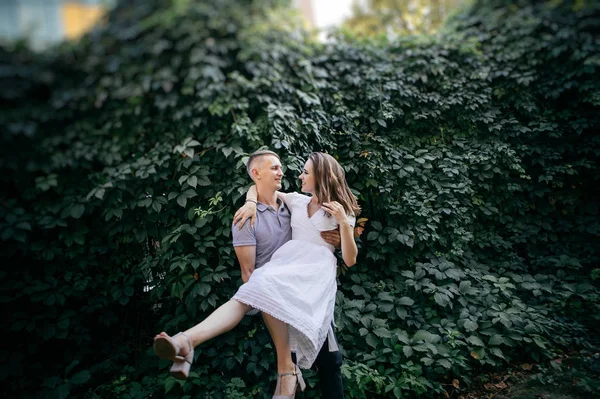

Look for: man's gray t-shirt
[231,199,292,268]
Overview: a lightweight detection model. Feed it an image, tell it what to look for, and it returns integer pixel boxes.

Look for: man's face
[254,155,283,192]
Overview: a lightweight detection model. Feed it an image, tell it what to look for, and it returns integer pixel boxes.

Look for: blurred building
[0,0,394,50]
[293,0,315,29]
[294,0,355,41]
[0,0,108,50]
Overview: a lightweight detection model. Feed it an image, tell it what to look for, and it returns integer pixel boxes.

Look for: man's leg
[313,334,344,399]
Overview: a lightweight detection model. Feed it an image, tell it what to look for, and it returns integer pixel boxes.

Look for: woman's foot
[274,373,298,396]
[153,332,191,359]
[272,365,306,398]
[153,332,194,380]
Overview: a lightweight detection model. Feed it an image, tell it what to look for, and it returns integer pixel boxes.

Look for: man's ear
[252,167,262,180]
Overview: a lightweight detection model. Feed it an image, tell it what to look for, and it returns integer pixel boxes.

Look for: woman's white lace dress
[232,192,355,368]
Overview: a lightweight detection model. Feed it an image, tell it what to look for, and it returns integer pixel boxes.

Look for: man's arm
[234,245,256,283]
[320,228,341,249]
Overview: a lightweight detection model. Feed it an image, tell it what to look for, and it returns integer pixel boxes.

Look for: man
[232,149,345,399]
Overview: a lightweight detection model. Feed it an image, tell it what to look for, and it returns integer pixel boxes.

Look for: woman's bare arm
[233,185,258,229]
[338,218,358,266]
[321,201,358,266]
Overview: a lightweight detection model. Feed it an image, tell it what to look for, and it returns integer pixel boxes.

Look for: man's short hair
[246,149,280,178]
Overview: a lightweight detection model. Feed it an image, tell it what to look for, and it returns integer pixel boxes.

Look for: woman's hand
[234,201,257,229]
[321,201,348,224]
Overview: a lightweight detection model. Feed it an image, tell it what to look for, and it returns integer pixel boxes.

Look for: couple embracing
[153,150,360,398]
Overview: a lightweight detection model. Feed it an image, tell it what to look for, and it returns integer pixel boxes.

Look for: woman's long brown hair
[309,152,361,217]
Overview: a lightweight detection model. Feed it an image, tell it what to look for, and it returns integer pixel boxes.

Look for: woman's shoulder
[295,193,311,201]
[283,192,310,204]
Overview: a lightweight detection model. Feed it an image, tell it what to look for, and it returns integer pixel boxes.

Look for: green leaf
[373,327,392,338]
[489,335,505,346]
[70,370,90,385]
[533,337,547,349]
[396,330,410,344]
[65,360,80,376]
[70,204,85,219]
[489,347,506,360]
[471,347,486,360]
[187,175,198,188]
[434,292,449,307]
[459,281,474,294]
[378,302,394,312]
[183,148,194,158]
[420,357,434,366]
[94,188,105,200]
[366,334,379,348]
[464,320,479,332]
[41,325,56,340]
[176,189,197,207]
[16,221,32,230]
[378,292,394,301]
[396,307,408,319]
[437,359,452,369]
[165,378,179,393]
[367,231,379,241]
[397,297,415,306]
[466,335,485,347]
[412,330,432,342]
[191,283,211,297]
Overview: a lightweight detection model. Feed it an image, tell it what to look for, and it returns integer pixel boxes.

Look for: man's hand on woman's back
[321,229,341,249]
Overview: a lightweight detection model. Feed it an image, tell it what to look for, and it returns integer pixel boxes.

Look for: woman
[153,152,359,398]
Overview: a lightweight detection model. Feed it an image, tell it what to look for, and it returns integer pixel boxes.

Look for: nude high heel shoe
[153,332,194,380]
[272,365,306,399]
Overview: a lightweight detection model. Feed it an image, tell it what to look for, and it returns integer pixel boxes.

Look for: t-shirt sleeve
[231,219,257,247]
[279,192,297,206]
[346,214,356,227]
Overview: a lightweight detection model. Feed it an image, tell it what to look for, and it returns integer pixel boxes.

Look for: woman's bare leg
[262,313,297,395]
[156,299,251,356]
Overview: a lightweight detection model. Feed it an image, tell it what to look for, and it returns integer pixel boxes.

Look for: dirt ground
[446,352,600,399]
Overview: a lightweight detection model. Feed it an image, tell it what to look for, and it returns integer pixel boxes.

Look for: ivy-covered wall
[1,0,598,397]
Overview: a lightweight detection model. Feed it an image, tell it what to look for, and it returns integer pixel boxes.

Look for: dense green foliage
[1,0,598,397]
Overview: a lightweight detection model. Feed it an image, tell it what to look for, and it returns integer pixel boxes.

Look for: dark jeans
[292,335,344,399]
[313,336,344,399]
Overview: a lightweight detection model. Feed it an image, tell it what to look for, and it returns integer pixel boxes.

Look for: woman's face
[299,159,316,194]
